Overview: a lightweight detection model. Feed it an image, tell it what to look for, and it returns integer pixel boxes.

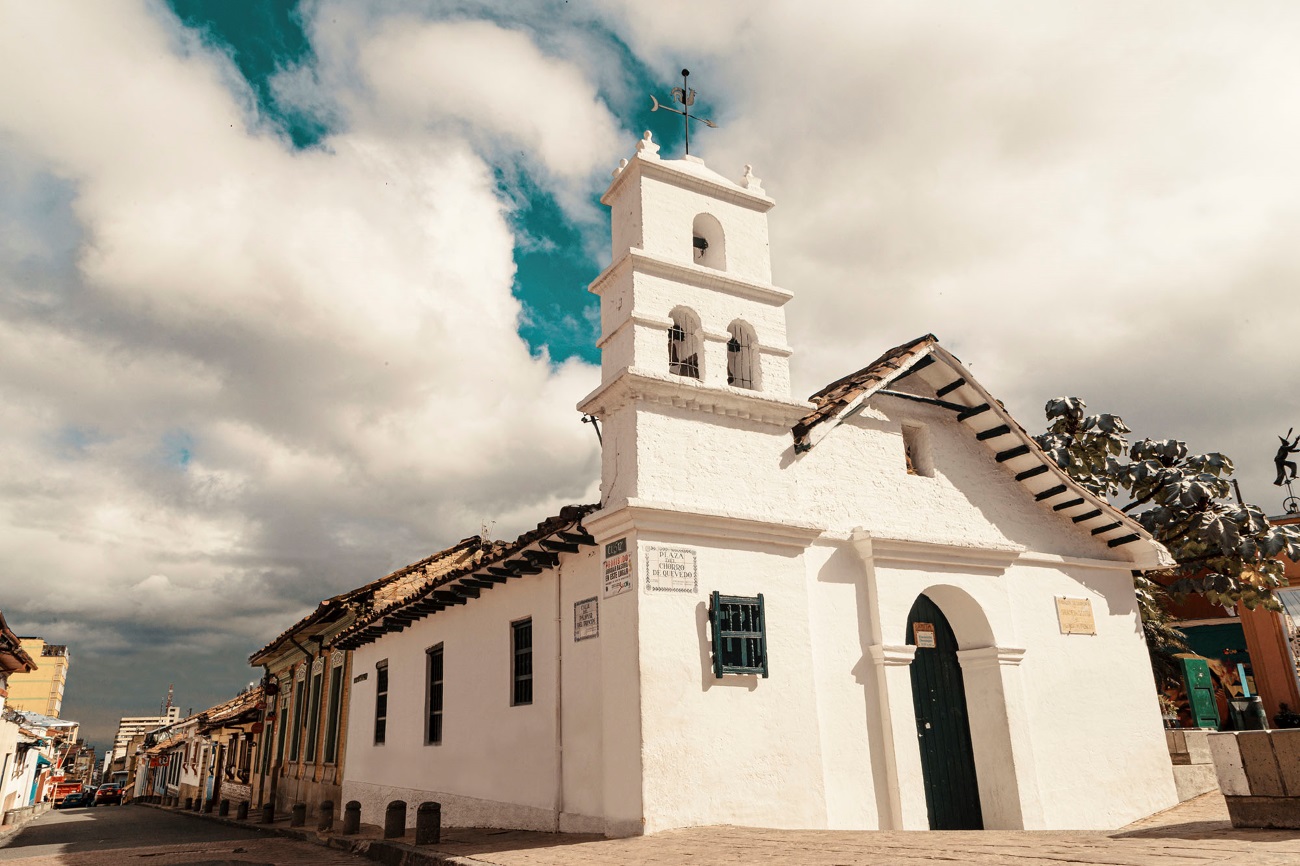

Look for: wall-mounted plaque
[603,537,632,598]
[644,545,698,593]
[912,622,936,648]
[1056,597,1097,635]
[574,596,599,641]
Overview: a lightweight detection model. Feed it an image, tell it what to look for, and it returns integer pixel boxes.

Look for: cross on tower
[650,68,717,156]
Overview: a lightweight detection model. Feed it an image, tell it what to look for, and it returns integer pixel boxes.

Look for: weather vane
[651,68,717,156]
[1275,427,1300,514]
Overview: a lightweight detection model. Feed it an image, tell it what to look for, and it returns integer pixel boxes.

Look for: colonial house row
[233,132,1182,837]
[244,536,487,820]
[0,611,88,828]
[129,686,263,809]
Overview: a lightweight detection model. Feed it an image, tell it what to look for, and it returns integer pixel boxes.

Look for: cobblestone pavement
[6,793,1299,866]
[0,805,366,866]
[392,792,1300,866]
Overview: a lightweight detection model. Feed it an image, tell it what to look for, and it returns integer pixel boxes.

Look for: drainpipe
[554,558,564,833]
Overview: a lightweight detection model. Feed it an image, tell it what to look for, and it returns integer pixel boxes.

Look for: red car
[94,784,123,805]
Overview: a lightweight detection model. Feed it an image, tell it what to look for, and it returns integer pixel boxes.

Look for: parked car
[56,787,97,808]
[94,784,123,805]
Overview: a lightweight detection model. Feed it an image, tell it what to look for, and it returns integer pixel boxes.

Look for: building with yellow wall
[5,638,70,717]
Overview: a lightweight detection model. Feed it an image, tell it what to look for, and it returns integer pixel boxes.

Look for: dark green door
[907,594,983,830]
[1180,657,1220,729]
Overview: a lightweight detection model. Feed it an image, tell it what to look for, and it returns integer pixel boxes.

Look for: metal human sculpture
[650,68,717,156]
[1275,428,1300,485]
[1276,428,1300,514]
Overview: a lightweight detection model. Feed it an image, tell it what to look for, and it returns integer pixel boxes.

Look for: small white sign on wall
[644,545,698,593]
[603,538,632,598]
[1056,597,1097,635]
[574,597,599,641]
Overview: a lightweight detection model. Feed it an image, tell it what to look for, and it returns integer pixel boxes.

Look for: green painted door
[907,594,984,830]
[1180,657,1220,729]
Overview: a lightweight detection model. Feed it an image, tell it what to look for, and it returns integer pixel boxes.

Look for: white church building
[336,131,1180,836]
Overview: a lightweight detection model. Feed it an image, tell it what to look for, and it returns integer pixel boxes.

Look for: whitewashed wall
[342,550,609,833]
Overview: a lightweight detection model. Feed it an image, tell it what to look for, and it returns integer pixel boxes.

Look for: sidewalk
[141,792,1300,866]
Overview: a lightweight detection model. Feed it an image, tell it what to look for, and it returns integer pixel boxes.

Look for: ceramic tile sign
[603,537,632,598]
[912,622,936,649]
[1056,596,1097,635]
[574,597,599,641]
[644,545,698,593]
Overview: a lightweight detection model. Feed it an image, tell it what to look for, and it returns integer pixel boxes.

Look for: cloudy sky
[2,1,1298,747]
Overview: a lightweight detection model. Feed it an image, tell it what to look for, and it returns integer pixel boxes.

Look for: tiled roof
[198,685,264,732]
[336,504,599,651]
[791,334,1173,569]
[792,334,937,449]
[250,536,484,664]
[0,610,35,674]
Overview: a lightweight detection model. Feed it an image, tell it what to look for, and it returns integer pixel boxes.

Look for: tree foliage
[1036,397,1300,612]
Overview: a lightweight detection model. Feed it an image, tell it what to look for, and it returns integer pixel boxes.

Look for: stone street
[0,804,365,866]
[5,793,1298,866]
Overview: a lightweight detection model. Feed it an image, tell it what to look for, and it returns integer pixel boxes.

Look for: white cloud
[0,0,601,674]
[597,0,1300,502]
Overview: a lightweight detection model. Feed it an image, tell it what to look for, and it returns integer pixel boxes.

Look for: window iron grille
[512,619,533,706]
[323,663,344,763]
[709,592,769,678]
[427,644,444,744]
[668,323,700,379]
[374,661,389,745]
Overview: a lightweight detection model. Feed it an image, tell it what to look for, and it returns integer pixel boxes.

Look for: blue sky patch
[161,1,707,367]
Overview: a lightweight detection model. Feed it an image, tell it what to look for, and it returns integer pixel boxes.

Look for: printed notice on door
[1056,597,1096,635]
[644,545,698,593]
[603,538,632,598]
[574,597,599,641]
[912,622,936,648]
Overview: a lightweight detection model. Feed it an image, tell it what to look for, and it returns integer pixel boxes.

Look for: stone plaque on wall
[603,537,632,598]
[574,596,599,641]
[644,545,698,593]
[1056,597,1097,635]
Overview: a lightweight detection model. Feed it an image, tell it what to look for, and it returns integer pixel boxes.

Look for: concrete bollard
[342,800,361,835]
[290,803,306,827]
[203,797,215,813]
[218,799,230,817]
[384,800,406,839]
[317,799,334,832]
[236,801,248,821]
[184,797,193,811]
[260,802,275,824]
[415,801,441,845]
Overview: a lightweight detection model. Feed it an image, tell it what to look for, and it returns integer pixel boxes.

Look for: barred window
[374,660,389,745]
[709,592,769,678]
[323,662,344,764]
[304,668,323,762]
[726,320,758,390]
[668,308,701,379]
[426,644,444,745]
[512,619,533,706]
[288,675,306,761]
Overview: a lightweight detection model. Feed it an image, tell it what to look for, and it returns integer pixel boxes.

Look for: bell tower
[578,131,809,510]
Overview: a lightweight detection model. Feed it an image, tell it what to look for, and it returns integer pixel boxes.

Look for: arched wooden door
[907,594,983,830]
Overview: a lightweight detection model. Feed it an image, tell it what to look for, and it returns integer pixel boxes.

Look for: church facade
[336,133,1180,836]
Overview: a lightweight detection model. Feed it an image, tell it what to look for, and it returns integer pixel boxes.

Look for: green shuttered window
[709,592,769,678]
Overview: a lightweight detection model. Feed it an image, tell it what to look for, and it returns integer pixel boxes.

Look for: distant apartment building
[5,638,69,717]
[111,707,181,761]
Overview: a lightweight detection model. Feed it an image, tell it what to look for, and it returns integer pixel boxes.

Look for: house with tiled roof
[245,535,487,821]
[335,131,1179,837]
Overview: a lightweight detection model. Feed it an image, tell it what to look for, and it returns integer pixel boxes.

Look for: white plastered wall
[342,550,609,833]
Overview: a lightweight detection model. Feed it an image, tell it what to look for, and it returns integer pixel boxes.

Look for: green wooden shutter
[1180,657,1219,729]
